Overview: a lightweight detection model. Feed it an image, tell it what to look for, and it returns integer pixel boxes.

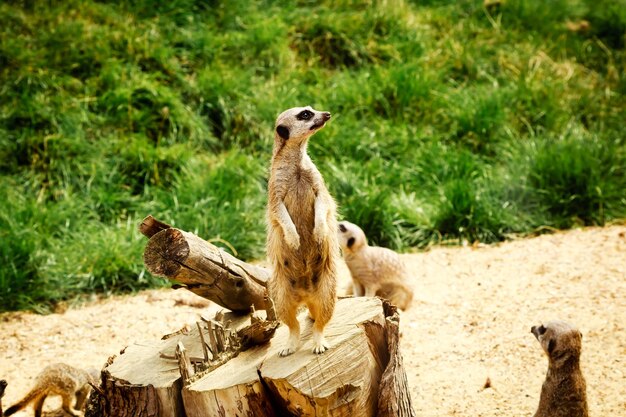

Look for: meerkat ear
[347,237,355,248]
[276,125,290,140]
[548,338,556,354]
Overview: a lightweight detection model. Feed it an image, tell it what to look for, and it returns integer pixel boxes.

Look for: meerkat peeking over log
[338,221,413,310]
[4,363,98,417]
[531,320,588,417]
[267,106,339,357]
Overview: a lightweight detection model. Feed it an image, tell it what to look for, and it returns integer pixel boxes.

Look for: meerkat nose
[322,112,331,121]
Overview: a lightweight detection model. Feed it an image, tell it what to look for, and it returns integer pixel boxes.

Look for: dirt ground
[1,225,625,416]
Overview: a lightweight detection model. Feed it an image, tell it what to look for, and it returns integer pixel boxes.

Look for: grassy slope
[0,0,624,312]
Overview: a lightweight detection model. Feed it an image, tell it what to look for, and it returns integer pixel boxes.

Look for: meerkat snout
[531,324,547,338]
[274,106,331,141]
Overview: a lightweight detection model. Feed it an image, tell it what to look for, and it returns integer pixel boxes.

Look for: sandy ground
[1,225,624,416]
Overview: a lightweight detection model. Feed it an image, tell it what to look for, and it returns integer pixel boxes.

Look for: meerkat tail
[4,387,44,416]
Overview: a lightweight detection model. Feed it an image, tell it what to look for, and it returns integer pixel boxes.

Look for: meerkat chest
[345,252,376,282]
[282,167,317,213]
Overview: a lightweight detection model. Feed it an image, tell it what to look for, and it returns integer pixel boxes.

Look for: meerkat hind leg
[364,286,377,297]
[307,300,331,354]
[74,385,92,410]
[34,394,46,417]
[353,282,364,297]
[58,389,82,417]
[278,305,301,357]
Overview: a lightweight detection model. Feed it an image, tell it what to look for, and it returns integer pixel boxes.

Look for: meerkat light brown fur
[4,363,98,417]
[267,106,339,356]
[0,379,7,417]
[530,320,588,417]
[338,221,413,310]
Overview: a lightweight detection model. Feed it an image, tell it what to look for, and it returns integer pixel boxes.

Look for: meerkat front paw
[284,228,301,250]
[313,219,327,244]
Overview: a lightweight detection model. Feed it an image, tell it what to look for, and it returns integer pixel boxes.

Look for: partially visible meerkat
[1,379,7,417]
[530,320,588,417]
[4,363,98,417]
[337,221,413,310]
[267,105,339,356]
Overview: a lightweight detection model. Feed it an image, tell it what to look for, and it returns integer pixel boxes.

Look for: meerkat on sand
[4,363,98,417]
[267,105,339,357]
[338,221,413,310]
[531,320,588,417]
[1,379,7,417]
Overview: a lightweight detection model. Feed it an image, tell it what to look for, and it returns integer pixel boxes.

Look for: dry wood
[85,307,280,417]
[94,216,417,416]
[378,304,417,417]
[87,298,414,417]
[140,215,270,312]
[175,342,194,384]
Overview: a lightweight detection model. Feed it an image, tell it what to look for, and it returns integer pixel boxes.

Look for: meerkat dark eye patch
[538,325,547,335]
[296,110,313,121]
[276,125,290,140]
[347,237,355,248]
[339,224,347,233]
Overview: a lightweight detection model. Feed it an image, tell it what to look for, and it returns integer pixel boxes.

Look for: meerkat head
[274,106,331,146]
[531,320,583,367]
[338,221,368,253]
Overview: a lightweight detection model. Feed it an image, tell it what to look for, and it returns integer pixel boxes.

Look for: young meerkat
[338,221,413,310]
[267,105,339,357]
[530,320,588,417]
[4,363,98,417]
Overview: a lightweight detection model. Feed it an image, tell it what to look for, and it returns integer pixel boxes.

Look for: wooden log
[116,216,417,416]
[256,297,388,417]
[179,297,408,417]
[141,217,269,312]
[86,299,414,417]
[85,313,252,417]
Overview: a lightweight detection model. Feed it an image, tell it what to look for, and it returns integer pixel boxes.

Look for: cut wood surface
[141,215,270,312]
[86,313,252,417]
[129,215,415,416]
[87,297,415,417]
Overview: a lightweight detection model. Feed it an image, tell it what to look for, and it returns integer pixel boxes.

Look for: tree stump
[85,216,416,417]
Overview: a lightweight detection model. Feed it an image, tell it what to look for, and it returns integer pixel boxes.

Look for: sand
[1,225,624,416]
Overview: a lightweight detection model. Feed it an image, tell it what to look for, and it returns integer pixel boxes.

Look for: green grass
[1,0,625,312]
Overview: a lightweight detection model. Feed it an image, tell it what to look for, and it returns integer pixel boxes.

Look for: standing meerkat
[530,320,588,417]
[4,363,98,417]
[337,221,413,310]
[267,105,339,356]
